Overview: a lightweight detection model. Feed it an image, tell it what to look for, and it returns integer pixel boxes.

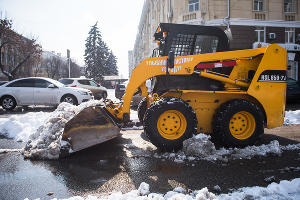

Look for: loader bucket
[62,106,120,152]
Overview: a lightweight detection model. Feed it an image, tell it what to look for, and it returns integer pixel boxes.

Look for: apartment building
[129,0,300,80]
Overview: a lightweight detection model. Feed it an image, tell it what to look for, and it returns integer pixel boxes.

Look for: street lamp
[67,49,70,78]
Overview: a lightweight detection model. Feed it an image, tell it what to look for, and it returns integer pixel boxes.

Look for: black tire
[144,97,197,152]
[212,99,264,147]
[1,96,17,111]
[137,97,147,123]
[61,94,78,105]
[102,92,107,99]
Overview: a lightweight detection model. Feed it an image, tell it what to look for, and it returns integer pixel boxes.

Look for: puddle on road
[0,153,71,200]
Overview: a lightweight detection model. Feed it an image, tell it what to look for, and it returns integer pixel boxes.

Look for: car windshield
[89,80,98,87]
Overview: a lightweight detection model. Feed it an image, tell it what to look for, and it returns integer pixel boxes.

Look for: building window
[189,0,199,12]
[253,0,264,11]
[285,28,295,43]
[284,0,296,13]
[255,27,265,42]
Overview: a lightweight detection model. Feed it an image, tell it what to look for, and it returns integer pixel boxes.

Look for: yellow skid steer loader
[62,23,287,152]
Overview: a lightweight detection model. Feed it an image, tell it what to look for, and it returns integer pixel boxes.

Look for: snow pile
[51,182,217,200]
[219,178,300,199]
[281,143,300,151]
[0,112,51,142]
[183,134,218,157]
[29,178,300,200]
[155,134,282,163]
[284,110,300,124]
[22,100,103,160]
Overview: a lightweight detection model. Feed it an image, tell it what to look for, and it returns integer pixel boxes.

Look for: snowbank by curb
[24,178,300,200]
[155,134,284,163]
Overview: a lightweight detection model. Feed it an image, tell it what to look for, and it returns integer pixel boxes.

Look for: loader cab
[153,23,230,57]
[152,23,231,94]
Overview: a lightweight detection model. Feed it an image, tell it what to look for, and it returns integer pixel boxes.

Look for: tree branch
[11,54,31,76]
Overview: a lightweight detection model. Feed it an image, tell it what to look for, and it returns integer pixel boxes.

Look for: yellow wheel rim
[157,110,187,140]
[229,111,256,140]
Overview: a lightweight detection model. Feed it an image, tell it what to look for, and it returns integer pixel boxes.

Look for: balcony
[285,14,295,21]
[183,12,197,21]
[254,12,266,20]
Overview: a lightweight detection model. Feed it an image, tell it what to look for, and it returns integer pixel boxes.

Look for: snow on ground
[154,134,300,163]
[0,111,51,142]
[1,108,299,142]
[22,100,103,160]
[284,110,300,124]
[0,92,299,161]
[24,178,300,200]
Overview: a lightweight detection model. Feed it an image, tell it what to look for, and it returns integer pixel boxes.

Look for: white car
[0,77,93,111]
[59,78,107,100]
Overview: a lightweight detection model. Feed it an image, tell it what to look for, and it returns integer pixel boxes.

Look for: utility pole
[67,49,71,78]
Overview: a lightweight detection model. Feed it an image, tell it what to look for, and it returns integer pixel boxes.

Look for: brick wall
[266,27,285,43]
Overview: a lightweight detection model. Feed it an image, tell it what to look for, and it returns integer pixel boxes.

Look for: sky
[0,0,145,78]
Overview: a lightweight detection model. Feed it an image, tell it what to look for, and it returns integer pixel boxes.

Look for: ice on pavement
[22,100,103,160]
[26,178,300,199]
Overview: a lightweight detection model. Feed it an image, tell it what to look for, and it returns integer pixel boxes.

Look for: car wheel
[212,99,264,147]
[61,95,78,105]
[144,97,197,152]
[102,92,107,99]
[1,96,17,111]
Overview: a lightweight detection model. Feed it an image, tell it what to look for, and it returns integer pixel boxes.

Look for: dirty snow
[155,134,284,163]
[24,178,300,199]
[281,143,300,151]
[22,100,103,160]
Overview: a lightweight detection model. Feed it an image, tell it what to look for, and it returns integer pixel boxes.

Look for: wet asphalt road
[0,106,300,200]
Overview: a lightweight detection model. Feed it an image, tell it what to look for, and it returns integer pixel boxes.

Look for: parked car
[115,80,152,107]
[59,78,107,100]
[287,78,300,103]
[0,77,93,111]
[0,81,8,86]
[115,83,126,99]
[115,83,143,107]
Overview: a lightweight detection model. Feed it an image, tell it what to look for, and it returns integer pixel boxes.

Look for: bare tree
[41,56,65,79]
[58,59,81,79]
[0,19,42,81]
[32,61,41,77]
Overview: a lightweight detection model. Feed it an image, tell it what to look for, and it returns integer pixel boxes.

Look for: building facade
[129,0,300,80]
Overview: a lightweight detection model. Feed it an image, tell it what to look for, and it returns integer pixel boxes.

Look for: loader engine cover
[62,106,120,152]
